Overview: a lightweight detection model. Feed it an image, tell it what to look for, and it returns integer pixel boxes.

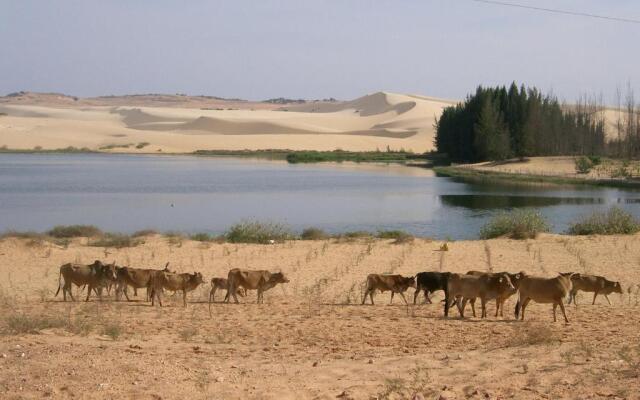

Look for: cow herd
[55,260,628,323]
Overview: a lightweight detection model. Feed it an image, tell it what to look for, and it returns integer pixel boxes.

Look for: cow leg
[592,291,598,305]
[413,287,420,305]
[480,298,487,319]
[552,303,558,322]
[232,287,240,304]
[520,298,530,321]
[495,298,502,317]
[183,290,187,307]
[469,298,476,317]
[424,291,432,304]
[134,287,138,297]
[399,292,408,306]
[85,284,92,302]
[604,294,611,305]
[369,290,375,305]
[257,288,263,304]
[67,283,75,302]
[389,292,394,305]
[558,300,569,323]
[458,298,467,318]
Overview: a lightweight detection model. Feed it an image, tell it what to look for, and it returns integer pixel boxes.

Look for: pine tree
[473,98,512,161]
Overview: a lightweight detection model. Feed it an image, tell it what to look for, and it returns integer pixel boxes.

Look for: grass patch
[225,221,293,244]
[89,233,143,248]
[300,227,329,240]
[3,313,67,334]
[479,209,550,240]
[507,323,559,347]
[99,143,133,150]
[47,225,102,238]
[0,146,95,154]
[102,322,123,340]
[285,149,422,164]
[567,206,640,235]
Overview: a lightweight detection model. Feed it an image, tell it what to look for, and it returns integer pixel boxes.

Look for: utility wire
[466,0,640,25]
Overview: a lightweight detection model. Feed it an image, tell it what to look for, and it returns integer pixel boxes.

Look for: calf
[150,271,204,307]
[465,271,527,317]
[209,277,245,303]
[362,274,416,305]
[224,269,289,304]
[567,273,623,306]
[413,272,450,304]
[515,273,574,323]
[445,273,514,318]
[55,260,117,302]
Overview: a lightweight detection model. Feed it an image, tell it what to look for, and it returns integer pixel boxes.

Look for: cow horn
[165,262,170,269]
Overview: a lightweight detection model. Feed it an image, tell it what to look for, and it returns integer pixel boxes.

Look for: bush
[0,231,47,241]
[567,207,640,235]
[89,233,142,248]
[225,221,293,244]
[136,142,150,149]
[574,156,593,174]
[301,227,329,240]
[47,225,102,238]
[377,230,414,244]
[132,229,158,237]
[587,155,601,166]
[480,209,550,240]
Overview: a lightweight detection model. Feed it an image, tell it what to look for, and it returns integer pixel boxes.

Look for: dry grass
[506,323,560,347]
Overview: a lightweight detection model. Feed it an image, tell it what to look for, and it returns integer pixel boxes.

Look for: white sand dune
[0,92,453,153]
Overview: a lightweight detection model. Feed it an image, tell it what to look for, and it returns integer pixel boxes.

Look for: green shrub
[574,156,593,174]
[567,207,640,235]
[135,142,150,149]
[301,227,329,240]
[225,221,293,244]
[0,231,47,241]
[480,209,550,240]
[132,229,158,237]
[47,225,102,238]
[587,155,601,166]
[89,233,142,248]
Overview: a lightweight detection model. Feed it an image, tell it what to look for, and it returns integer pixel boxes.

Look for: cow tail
[55,270,63,297]
[514,291,521,318]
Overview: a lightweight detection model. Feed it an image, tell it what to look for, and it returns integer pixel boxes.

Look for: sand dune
[0,92,451,153]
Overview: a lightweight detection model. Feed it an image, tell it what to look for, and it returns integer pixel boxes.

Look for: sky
[1,0,639,103]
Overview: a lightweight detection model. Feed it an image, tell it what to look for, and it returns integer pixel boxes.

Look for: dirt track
[1,235,639,399]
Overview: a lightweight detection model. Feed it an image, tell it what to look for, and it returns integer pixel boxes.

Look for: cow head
[103,261,118,281]
[191,272,204,286]
[508,272,527,289]
[270,272,289,284]
[403,276,417,289]
[495,273,515,293]
[613,281,623,294]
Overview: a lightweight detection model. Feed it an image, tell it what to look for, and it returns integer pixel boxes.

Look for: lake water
[0,153,638,240]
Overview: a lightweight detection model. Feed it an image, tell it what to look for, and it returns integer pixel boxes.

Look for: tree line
[434,83,639,162]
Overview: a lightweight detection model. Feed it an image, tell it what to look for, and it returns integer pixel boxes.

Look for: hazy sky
[1,0,639,103]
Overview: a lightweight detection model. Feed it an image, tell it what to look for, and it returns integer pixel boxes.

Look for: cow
[209,277,245,303]
[515,273,574,323]
[445,273,514,318]
[223,269,289,304]
[413,272,450,305]
[566,273,623,306]
[115,263,172,301]
[464,271,527,317]
[150,271,204,307]
[55,260,118,302]
[361,274,416,305]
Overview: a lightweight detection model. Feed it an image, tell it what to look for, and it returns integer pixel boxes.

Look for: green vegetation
[435,83,606,162]
[434,165,640,189]
[135,142,150,149]
[300,227,329,240]
[479,209,550,240]
[193,149,290,160]
[285,149,423,164]
[189,232,224,243]
[47,225,102,238]
[574,156,594,174]
[225,221,294,244]
[99,143,133,150]
[567,207,640,235]
[132,229,158,237]
[0,146,95,154]
[376,230,414,244]
[88,233,143,248]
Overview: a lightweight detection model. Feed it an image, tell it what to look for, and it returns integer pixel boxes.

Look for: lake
[0,153,638,240]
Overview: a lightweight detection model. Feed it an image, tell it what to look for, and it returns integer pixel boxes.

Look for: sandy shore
[1,234,639,399]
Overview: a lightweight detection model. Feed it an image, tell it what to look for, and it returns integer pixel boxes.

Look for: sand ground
[1,234,639,399]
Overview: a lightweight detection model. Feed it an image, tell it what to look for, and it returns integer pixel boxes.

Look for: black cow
[413,271,451,305]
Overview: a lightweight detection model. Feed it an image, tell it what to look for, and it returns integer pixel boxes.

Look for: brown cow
[446,273,514,318]
[209,277,245,303]
[515,273,574,323]
[150,271,204,307]
[465,271,527,317]
[361,274,416,305]
[223,269,289,304]
[55,260,117,302]
[567,273,623,306]
[115,263,172,301]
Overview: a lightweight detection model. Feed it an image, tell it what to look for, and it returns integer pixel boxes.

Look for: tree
[473,98,512,161]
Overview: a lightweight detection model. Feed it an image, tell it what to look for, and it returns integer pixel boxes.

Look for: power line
[466,0,640,24]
